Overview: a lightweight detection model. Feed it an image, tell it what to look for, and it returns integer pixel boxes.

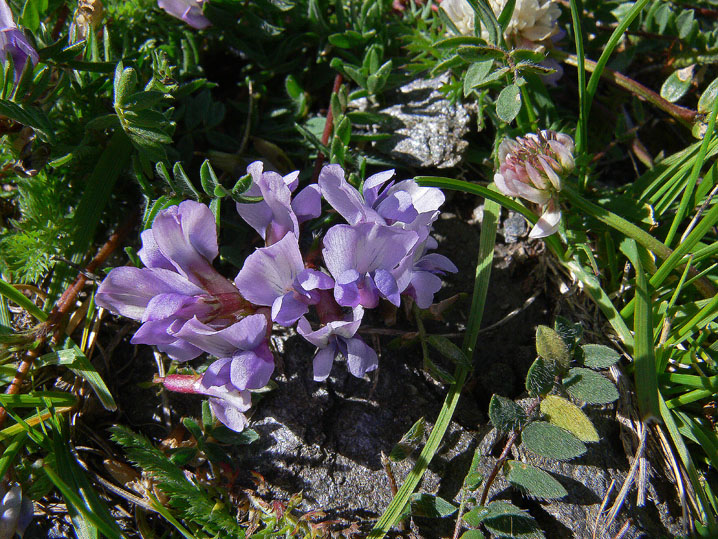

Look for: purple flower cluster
[97,163,456,431]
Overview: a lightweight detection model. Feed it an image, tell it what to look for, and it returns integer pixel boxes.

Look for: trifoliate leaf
[525,357,556,397]
[521,421,586,460]
[581,344,620,369]
[540,395,599,442]
[504,460,568,500]
[489,395,527,432]
[563,368,619,405]
[535,325,570,367]
[496,84,522,123]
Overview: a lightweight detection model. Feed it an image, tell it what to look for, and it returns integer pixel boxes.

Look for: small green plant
[456,317,621,538]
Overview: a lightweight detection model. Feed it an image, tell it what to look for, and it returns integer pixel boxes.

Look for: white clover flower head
[494,130,574,238]
[441,0,561,46]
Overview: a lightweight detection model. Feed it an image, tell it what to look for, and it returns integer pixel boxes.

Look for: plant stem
[311,74,344,182]
[478,398,540,506]
[556,51,700,126]
[0,212,136,427]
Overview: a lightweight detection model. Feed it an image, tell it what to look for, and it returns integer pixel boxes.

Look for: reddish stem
[311,74,344,183]
[0,212,137,426]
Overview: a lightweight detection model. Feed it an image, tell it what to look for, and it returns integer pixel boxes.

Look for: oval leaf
[581,344,620,369]
[521,421,586,460]
[489,395,527,432]
[496,84,522,123]
[698,76,718,114]
[525,357,556,397]
[563,367,619,404]
[464,60,494,96]
[536,325,570,367]
[660,65,694,103]
[540,395,599,442]
[504,460,568,500]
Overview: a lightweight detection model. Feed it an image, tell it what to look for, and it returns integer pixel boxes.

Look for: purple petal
[362,169,395,207]
[209,396,249,432]
[373,268,400,306]
[271,292,309,326]
[230,343,274,389]
[313,345,337,381]
[344,337,378,378]
[408,271,443,309]
[151,203,216,279]
[322,223,419,277]
[295,268,334,293]
[158,0,211,29]
[173,317,238,358]
[319,165,382,225]
[235,232,304,306]
[292,184,322,223]
[96,266,201,321]
[0,2,15,27]
[178,200,219,262]
[375,189,418,224]
[201,357,233,388]
[143,293,204,323]
[138,229,174,270]
[416,253,458,274]
[235,199,273,239]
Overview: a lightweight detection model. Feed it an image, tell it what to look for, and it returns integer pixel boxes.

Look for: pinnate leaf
[521,421,586,460]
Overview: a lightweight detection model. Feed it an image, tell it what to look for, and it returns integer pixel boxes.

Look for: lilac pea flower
[160,374,251,432]
[322,222,419,308]
[297,307,377,381]
[403,235,458,309]
[157,0,210,30]
[0,0,38,83]
[318,164,445,229]
[236,161,321,245]
[96,201,248,362]
[174,314,274,390]
[234,232,334,327]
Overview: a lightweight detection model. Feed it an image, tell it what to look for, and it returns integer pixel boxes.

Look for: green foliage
[534,325,570,368]
[504,460,567,500]
[110,425,245,536]
[389,417,426,462]
[521,421,587,461]
[563,368,620,405]
[525,357,555,397]
[488,395,527,432]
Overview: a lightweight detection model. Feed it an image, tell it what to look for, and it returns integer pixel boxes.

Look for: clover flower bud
[494,130,574,238]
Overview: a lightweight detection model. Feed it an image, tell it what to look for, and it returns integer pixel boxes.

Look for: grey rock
[357,75,471,168]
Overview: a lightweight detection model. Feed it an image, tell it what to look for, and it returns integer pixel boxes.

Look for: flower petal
[344,337,378,378]
[313,345,337,382]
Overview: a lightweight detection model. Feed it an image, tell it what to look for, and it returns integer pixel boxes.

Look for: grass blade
[368,196,500,537]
